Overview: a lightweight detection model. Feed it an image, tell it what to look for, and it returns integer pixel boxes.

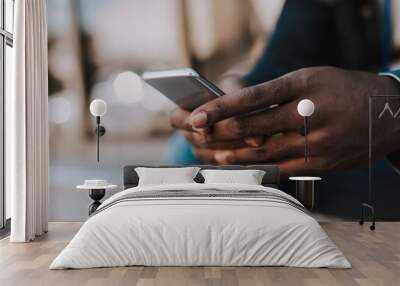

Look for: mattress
[50,183,350,269]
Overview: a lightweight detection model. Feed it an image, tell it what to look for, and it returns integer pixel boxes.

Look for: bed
[50,165,350,269]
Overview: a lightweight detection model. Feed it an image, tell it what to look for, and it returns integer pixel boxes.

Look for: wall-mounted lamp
[297,99,315,162]
[89,99,107,162]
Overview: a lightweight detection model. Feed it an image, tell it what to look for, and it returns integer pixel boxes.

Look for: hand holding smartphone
[142,68,224,111]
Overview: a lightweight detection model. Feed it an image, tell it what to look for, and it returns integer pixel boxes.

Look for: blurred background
[47,0,286,221]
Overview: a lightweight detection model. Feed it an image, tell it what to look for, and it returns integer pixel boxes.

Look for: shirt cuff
[379,69,400,83]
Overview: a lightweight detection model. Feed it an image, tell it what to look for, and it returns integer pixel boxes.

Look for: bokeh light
[49,95,72,124]
[112,71,143,103]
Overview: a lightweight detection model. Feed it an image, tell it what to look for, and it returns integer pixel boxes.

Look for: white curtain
[8,0,49,242]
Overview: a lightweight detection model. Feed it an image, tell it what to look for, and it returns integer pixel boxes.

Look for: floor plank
[0,222,399,286]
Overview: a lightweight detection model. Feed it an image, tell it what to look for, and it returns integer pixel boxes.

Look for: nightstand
[289,176,321,210]
[77,179,117,215]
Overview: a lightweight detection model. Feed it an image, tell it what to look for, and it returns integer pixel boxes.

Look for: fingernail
[193,127,208,134]
[214,151,234,164]
[190,112,208,128]
[245,137,263,147]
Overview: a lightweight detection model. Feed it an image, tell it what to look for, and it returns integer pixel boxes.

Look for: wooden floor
[0,222,399,286]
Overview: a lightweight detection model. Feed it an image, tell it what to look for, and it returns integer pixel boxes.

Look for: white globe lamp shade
[297,99,315,117]
[90,99,107,117]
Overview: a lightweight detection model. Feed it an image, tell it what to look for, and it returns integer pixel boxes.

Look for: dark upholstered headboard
[123,165,280,189]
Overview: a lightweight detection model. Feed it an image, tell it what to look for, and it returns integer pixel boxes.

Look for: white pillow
[200,169,266,185]
[135,167,201,186]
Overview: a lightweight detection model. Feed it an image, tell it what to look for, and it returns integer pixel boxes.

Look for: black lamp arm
[95,116,106,162]
[304,116,309,162]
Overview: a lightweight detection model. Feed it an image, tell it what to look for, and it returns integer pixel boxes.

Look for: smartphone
[142,68,224,110]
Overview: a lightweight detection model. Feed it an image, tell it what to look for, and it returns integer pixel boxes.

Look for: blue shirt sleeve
[242,0,337,86]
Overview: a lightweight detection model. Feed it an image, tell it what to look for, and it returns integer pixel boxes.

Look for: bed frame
[123,165,280,189]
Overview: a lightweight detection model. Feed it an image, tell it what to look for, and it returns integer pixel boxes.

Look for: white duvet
[50,183,350,269]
